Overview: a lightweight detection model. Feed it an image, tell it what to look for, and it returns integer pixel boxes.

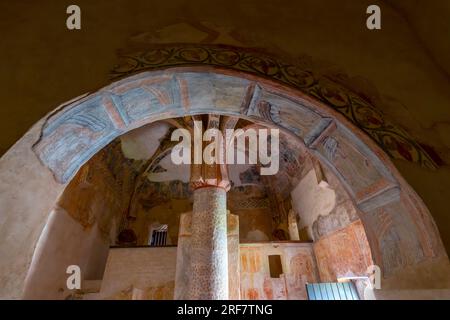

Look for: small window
[149,225,168,246]
[268,255,283,278]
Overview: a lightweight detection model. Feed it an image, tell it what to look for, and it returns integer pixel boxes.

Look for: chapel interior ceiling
[63,113,359,246]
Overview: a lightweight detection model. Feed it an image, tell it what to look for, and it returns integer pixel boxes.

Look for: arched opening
[0,67,448,299]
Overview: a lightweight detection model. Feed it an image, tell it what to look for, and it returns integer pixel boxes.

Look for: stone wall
[94,247,177,300]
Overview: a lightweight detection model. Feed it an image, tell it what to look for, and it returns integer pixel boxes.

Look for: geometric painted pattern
[111,44,438,169]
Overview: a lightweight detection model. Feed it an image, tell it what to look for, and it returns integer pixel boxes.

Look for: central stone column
[188,186,229,299]
[186,114,231,300]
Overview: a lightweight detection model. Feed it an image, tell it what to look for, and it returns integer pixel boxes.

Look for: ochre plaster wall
[22,209,109,299]
[233,208,273,243]
[0,119,65,298]
[22,141,136,299]
[313,220,373,282]
[291,169,336,240]
[130,198,192,246]
[240,242,319,300]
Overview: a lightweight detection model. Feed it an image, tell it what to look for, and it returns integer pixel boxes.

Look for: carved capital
[189,114,237,192]
[190,163,230,191]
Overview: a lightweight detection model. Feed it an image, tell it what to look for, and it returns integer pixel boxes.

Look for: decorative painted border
[111,44,438,169]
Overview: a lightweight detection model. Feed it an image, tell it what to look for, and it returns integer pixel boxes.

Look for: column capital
[189,114,235,192]
[190,163,231,191]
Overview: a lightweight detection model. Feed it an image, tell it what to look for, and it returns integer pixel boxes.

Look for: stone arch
[0,67,447,298]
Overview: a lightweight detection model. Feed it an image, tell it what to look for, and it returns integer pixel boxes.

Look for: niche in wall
[268,255,283,278]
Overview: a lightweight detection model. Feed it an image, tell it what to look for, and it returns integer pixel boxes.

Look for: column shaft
[188,186,229,299]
